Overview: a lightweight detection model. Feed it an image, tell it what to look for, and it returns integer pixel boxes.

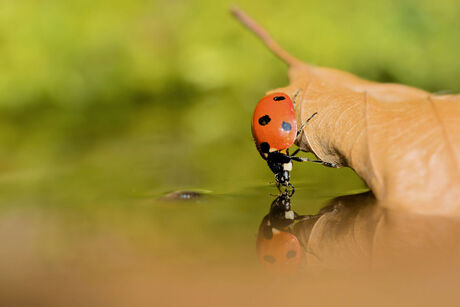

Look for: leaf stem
[230,7,302,67]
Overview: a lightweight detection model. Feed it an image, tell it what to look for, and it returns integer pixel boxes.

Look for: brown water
[0,104,459,306]
[2,130,460,306]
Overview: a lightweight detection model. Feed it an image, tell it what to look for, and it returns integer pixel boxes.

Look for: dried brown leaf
[232,8,460,216]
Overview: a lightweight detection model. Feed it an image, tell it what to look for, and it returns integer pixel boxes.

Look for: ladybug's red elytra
[251,93,297,156]
[251,92,330,195]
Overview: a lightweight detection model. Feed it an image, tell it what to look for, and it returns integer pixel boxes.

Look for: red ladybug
[252,93,297,155]
[256,215,303,272]
[251,92,324,194]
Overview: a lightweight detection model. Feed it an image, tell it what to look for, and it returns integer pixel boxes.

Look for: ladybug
[251,92,328,195]
[256,193,303,272]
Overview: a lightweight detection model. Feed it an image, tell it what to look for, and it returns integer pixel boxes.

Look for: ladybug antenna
[231,7,302,67]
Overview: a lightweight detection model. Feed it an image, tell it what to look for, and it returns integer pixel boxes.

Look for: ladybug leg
[291,148,310,156]
[278,183,295,197]
[296,112,318,137]
[290,156,308,162]
[294,213,314,221]
[275,178,295,196]
[287,182,295,196]
[290,156,337,168]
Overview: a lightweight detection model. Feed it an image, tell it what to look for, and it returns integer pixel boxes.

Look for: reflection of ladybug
[251,92,327,195]
[256,193,303,272]
[256,215,303,272]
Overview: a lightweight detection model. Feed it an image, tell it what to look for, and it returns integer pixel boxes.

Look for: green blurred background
[0,0,459,279]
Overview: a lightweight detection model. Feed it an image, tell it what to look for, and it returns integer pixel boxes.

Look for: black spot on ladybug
[273,96,286,101]
[281,121,292,131]
[260,142,270,153]
[258,115,271,126]
[263,255,276,264]
[286,250,297,259]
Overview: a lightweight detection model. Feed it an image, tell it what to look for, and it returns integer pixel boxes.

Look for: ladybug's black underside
[265,151,294,193]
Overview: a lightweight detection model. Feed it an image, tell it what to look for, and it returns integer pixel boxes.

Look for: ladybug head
[266,151,293,189]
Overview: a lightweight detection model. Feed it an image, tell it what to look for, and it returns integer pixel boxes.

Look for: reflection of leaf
[232,8,460,215]
[293,193,379,271]
[293,192,460,272]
